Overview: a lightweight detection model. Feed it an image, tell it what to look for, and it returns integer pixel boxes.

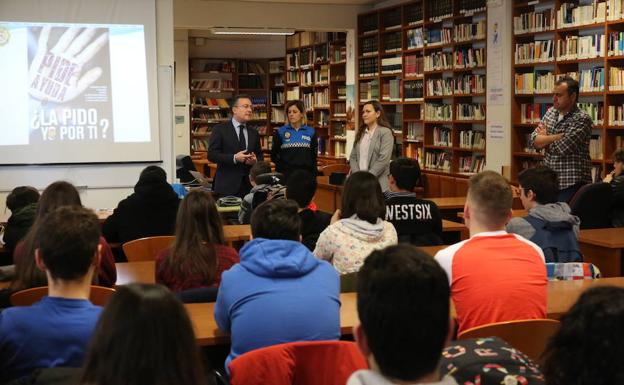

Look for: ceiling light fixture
[211,27,295,36]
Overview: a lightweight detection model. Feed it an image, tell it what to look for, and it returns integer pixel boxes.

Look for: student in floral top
[530,76,592,202]
[313,171,397,274]
[156,190,239,292]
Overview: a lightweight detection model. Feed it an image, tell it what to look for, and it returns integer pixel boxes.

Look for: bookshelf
[188,58,271,157]
[285,31,348,166]
[357,0,488,178]
[511,0,624,182]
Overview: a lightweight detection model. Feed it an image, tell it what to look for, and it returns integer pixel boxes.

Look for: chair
[457,319,560,364]
[177,287,219,303]
[340,272,358,293]
[10,285,116,306]
[546,262,601,280]
[569,182,613,229]
[228,340,368,385]
[122,236,175,262]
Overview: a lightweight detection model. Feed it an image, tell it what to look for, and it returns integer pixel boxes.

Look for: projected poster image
[0,21,155,164]
[28,26,113,143]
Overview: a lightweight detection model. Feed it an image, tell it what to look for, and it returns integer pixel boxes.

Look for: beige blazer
[349,125,394,192]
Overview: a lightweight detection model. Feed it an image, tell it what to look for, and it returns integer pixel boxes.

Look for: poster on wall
[486,2,504,105]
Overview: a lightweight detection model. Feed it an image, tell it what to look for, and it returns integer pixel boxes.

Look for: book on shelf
[190,79,234,91]
[454,20,486,42]
[239,61,266,75]
[578,102,604,125]
[332,46,347,63]
[590,135,603,160]
[273,74,284,86]
[405,145,423,164]
[381,57,402,74]
[360,13,378,33]
[405,3,423,25]
[381,79,401,101]
[520,103,553,124]
[314,89,330,107]
[607,0,624,21]
[426,78,453,97]
[333,102,347,116]
[459,130,485,149]
[270,90,284,105]
[337,85,347,100]
[271,107,285,124]
[425,103,452,121]
[427,0,453,22]
[193,109,229,122]
[359,80,379,101]
[317,110,330,127]
[314,43,330,63]
[453,47,485,69]
[426,28,452,46]
[557,34,605,60]
[609,66,624,91]
[383,32,402,52]
[406,122,424,141]
[286,86,300,101]
[286,34,299,49]
[300,48,313,67]
[591,164,603,183]
[608,31,624,56]
[433,126,451,146]
[269,60,285,73]
[190,59,235,73]
[192,125,211,135]
[424,51,453,72]
[514,8,555,34]
[287,71,298,83]
[361,36,378,56]
[557,2,606,27]
[455,74,485,94]
[514,40,555,64]
[192,138,208,152]
[456,103,485,121]
[287,52,299,69]
[303,92,314,111]
[608,103,624,125]
[191,97,230,108]
[315,64,330,84]
[260,134,273,150]
[424,150,452,171]
[405,55,424,77]
[404,80,424,100]
[299,32,315,46]
[334,141,346,158]
[580,67,604,92]
[317,136,327,155]
[238,74,264,89]
[301,70,313,86]
[458,154,485,174]
[359,57,379,77]
[406,28,424,49]
[458,0,486,15]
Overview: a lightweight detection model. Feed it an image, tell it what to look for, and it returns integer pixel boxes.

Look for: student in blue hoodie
[214,199,340,371]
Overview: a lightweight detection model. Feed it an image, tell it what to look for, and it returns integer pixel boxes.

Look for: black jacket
[3,203,37,253]
[612,174,624,227]
[384,192,443,246]
[299,209,331,251]
[102,179,179,245]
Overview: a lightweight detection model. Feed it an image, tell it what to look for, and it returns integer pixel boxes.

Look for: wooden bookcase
[357,0,487,178]
[285,31,348,166]
[188,58,271,157]
[511,0,624,182]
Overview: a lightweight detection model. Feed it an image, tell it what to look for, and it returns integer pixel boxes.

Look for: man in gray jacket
[507,166,582,263]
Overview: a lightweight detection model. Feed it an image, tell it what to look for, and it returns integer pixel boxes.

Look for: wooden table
[442,219,468,240]
[457,209,528,219]
[183,277,624,346]
[578,228,624,277]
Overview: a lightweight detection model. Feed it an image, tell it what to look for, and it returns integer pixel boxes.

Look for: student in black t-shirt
[285,169,331,251]
[384,158,443,246]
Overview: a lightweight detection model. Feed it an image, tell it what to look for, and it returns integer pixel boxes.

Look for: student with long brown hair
[10,181,116,292]
[349,100,395,192]
[156,190,239,292]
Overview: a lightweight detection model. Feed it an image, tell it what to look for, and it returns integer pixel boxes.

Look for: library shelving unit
[188,58,271,157]
[269,57,286,153]
[285,31,348,166]
[357,0,487,186]
[511,0,624,182]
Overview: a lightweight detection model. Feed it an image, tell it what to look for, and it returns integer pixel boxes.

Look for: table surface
[578,227,624,248]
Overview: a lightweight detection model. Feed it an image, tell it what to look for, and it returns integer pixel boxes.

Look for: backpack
[524,215,582,263]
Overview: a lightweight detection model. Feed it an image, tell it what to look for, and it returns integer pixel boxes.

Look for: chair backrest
[228,340,367,385]
[546,262,601,280]
[320,164,350,177]
[569,182,613,229]
[122,236,175,262]
[457,319,560,364]
[10,285,116,306]
[177,286,219,303]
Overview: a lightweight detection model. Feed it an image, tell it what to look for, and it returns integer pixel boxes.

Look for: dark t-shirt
[384,191,443,246]
[299,209,331,251]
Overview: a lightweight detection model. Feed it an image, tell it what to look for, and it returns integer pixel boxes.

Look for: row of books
[332,46,347,63]
[453,48,485,69]
[519,103,553,124]
[269,60,284,74]
[314,44,330,63]
[359,58,379,77]
[514,40,555,64]
[238,75,264,90]
[273,74,284,87]
[424,151,452,171]
[360,80,379,101]
[424,51,453,72]
[190,59,235,73]
[578,102,604,125]
[333,102,347,116]
[405,55,424,77]
[454,20,486,42]
[300,48,313,67]
[608,31,624,57]
[315,65,329,84]
[579,67,604,92]
[456,103,485,120]
[360,14,378,34]
[426,28,453,46]
[515,71,555,94]
[407,28,424,49]
[318,110,330,127]
[458,155,485,174]
[459,130,485,149]
[286,87,300,101]
[382,79,401,101]
[383,32,402,52]
[192,110,228,122]
[381,57,402,74]
[513,9,555,34]
[190,97,229,109]
[590,135,603,159]
[608,104,624,125]
[406,122,424,141]
[314,89,330,107]
[239,61,265,75]
[191,138,208,152]
[455,74,485,94]
[557,1,607,27]
[331,121,346,137]
[287,32,347,49]
[607,0,624,20]
[334,141,347,158]
[287,71,298,84]
[361,37,378,55]
[405,3,423,26]
[190,79,234,91]
[337,85,346,100]
[522,134,543,154]
[428,0,453,22]
[301,70,314,86]
[404,80,424,100]
[287,52,299,70]
[609,67,624,90]
[458,0,486,15]
[427,78,454,96]
[433,126,451,146]
[557,34,605,61]
[404,145,423,165]
[271,107,285,124]
[192,125,211,135]
[260,135,273,151]
[382,8,402,29]
[425,103,453,121]
[270,90,284,105]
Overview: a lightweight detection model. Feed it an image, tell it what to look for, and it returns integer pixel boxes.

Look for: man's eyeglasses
[235,104,253,110]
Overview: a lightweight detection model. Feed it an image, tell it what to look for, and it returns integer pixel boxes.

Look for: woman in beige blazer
[349,100,394,191]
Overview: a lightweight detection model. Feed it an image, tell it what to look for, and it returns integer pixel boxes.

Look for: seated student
[384,157,443,246]
[215,199,340,371]
[0,206,104,383]
[156,190,240,292]
[11,181,116,291]
[285,169,331,251]
[238,161,272,224]
[435,171,547,334]
[102,166,179,249]
[3,186,39,254]
[79,284,207,385]
[314,171,397,274]
[348,244,456,385]
[507,166,581,263]
[542,286,624,385]
[604,148,624,227]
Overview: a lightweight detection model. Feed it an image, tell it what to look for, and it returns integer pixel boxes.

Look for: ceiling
[203,0,378,4]
[188,29,287,41]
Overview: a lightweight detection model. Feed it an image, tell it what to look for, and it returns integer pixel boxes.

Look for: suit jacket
[208,120,263,196]
[349,125,394,192]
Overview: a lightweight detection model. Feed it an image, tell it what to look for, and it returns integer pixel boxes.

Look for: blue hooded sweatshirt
[214,238,340,369]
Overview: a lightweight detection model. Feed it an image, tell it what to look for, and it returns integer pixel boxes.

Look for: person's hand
[604,171,614,183]
[244,152,257,165]
[536,122,547,136]
[510,185,521,197]
[29,26,108,104]
[234,150,251,163]
[331,209,341,224]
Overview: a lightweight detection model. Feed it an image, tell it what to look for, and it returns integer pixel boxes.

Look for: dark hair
[286,170,317,208]
[80,284,206,385]
[555,76,579,101]
[230,94,252,110]
[542,286,624,385]
[250,161,272,182]
[163,190,225,286]
[138,165,167,184]
[389,157,421,191]
[613,148,624,163]
[251,199,301,241]
[341,171,386,224]
[285,100,307,125]
[12,181,83,290]
[467,171,512,229]
[355,100,393,144]
[518,166,559,205]
[357,244,450,381]
[6,186,39,212]
[37,206,100,281]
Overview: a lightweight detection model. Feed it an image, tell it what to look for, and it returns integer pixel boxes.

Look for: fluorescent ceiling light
[212,27,295,36]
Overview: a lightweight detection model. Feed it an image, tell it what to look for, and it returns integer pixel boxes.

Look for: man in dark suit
[208,95,264,197]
